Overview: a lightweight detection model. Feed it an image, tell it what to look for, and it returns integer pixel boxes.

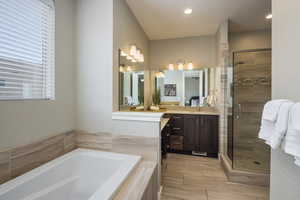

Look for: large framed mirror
[118,49,145,110]
[154,68,216,107]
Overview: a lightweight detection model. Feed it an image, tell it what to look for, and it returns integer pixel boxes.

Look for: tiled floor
[161,153,269,200]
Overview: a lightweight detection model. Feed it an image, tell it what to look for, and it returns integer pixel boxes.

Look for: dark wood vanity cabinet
[164,114,219,157]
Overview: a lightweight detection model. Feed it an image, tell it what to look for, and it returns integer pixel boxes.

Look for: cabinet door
[172,114,184,135]
[199,116,219,154]
[183,115,198,151]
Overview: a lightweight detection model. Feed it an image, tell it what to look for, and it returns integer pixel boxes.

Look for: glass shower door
[232,49,271,173]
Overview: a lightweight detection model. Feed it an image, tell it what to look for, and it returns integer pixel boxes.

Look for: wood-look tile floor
[161,153,269,200]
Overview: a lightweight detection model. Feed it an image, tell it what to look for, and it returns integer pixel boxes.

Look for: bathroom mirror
[119,49,145,110]
[155,68,216,107]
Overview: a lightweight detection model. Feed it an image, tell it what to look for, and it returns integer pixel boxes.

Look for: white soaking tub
[0,149,141,200]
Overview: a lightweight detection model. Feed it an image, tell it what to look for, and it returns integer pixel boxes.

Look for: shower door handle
[236,104,242,120]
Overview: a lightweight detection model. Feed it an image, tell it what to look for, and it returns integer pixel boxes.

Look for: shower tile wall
[233,50,271,173]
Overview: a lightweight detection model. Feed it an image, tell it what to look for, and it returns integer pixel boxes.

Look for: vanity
[161,110,219,158]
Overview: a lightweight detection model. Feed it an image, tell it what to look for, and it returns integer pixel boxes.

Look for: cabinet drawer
[170,135,183,150]
[172,127,183,135]
[172,114,184,128]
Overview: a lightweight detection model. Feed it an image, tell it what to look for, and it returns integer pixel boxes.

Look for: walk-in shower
[227,49,272,174]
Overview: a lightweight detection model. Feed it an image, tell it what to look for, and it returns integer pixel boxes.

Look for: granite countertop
[113,160,157,200]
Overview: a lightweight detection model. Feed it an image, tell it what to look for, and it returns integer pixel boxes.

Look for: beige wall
[75,0,114,133]
[149,36,216,71]
[229,29,272,53]
[0,0,76,150]
[271,0,300,199]
[113,0,150,109]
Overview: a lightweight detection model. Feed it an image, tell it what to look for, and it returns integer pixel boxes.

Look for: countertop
[120,108,220,116]
[160,118,170,131]
[164,110,219,116]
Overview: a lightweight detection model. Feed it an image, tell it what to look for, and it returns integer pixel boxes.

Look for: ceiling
[126,0,272,40]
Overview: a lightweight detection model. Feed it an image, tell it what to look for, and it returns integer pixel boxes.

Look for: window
[0,0,55,100]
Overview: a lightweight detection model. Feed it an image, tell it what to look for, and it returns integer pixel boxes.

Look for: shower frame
[228,48,272,173]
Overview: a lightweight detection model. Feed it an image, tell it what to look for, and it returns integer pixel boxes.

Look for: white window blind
[0,0,55,100]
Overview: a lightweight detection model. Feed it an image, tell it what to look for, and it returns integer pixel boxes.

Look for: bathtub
[0,149,141,200]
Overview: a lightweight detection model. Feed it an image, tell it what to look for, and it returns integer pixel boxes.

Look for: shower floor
[233,149,270,174]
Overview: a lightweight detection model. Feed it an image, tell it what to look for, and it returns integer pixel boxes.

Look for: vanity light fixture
[124,45,145,63]
[266,14,272,19]
[178,63,184,70]
[120,47,143,63]
[184,8,192,15]
[168,64,175,71]
[187,62,194,70]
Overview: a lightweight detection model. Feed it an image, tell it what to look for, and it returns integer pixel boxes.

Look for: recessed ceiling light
[266,14,272,19]
[184,8,192,15]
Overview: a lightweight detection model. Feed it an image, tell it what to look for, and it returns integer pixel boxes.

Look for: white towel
[259,100,293,148]
[259,120,276,142]
[284,103,300,165]
[262,99,289,122]
[269,101,294,149]
[295,157,300,166]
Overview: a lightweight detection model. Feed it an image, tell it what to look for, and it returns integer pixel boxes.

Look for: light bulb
[140,54,144,62]
[126,55,132,61]
[168,64,175,71]
[134,49,140,60]
[187,62,194,70]
[120,51,127,57]
[130,45,137,56]
[119,66,125,73]
[127,66,132,72]
[184,8,192,15]
[178,63,184,70]
[266,14,272,19]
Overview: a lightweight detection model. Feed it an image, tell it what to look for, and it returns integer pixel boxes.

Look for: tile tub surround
[0,131,77,184]
[0,130,159,184]
[0,151,10,184]
[76,131,159,162]
[0,131,159,200]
